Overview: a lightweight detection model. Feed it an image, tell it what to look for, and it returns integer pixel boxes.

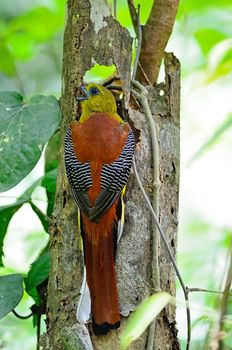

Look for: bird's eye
[89,87,99,96]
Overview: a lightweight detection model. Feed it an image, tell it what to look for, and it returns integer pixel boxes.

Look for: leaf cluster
[0,90,60,328]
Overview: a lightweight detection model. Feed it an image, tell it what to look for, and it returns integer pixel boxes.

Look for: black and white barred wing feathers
[89,128,135,221]
[65,126,135,222]
[64,127,92,216]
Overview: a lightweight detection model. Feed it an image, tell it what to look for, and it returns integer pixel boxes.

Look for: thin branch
[37,314,41,350]
[128,2,150,84]
[113,0,117,18]
[131,81,160,287]
[105,85,123,91]
[102,76,120,86]
[209,238,232,350]
[12,309,33,319]
[133,158,191,350]
[217,238,232,349]
[127,0,138,35]
[187,288,232,295]
[132,5,142,81]
[131,81,191,350]
[138,61,152,85]
[147,282,230,297]
[130,80,160,350]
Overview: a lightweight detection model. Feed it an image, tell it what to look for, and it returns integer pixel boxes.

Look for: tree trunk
[46,1,180,349]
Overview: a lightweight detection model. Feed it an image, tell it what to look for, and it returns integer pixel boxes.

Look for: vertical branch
[219,242,232,349]
[131,77,191,350]
[132,5,142,81]
[120,52,181,349]
[131,19,160,348]
[131,80,161,289]
[136,0,179,84]
[155,53,183,349]
[113,0,117,18]
[127,0,137,33]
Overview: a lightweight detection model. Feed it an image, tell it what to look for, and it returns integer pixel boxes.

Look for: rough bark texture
[152,52,180,350]
[46,0,180,349]
[46,1,132,349]
[114,53,181,350]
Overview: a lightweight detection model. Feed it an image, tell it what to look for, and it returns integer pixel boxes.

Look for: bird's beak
[76,85,89,101]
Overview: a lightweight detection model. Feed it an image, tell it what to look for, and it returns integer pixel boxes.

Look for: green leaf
[0,43,16,76]
[40,168,57,222]
[0,5,65,65]
[107,0,153,27]
[43,131,60,216]
[9,7,64,43]
[7,32,35,60]
[30,132,60,227]
[120,292,171,350]
[177,0,232,18]
[0,274,23,319]
[41,168,57,194]
[24,251,50,305]
[0,91,60,192]
[191,314,212,329]
[0,179,41,266]
[194,28,227,55]
[44,131,60,173]
[205,40,232,81]
[189,112,232,164]
[84,64,116,83]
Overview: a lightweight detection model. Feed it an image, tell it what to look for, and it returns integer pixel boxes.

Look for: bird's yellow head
[77,84,119,122]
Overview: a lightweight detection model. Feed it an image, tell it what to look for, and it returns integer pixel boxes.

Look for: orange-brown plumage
[71,113,129,244]
[71,112,130,333]
[71,113,129,164]
[65,84,135,335]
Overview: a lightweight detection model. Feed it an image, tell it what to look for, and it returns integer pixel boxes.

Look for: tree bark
[46,1,132,349]
[136,0,179,84]
[46,0,181,349]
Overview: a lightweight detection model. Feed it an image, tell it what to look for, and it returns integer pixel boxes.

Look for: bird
[64,83,135,335]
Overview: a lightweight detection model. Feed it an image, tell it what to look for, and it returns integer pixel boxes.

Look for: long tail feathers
[85,230,120,335]
[77,196,125,335]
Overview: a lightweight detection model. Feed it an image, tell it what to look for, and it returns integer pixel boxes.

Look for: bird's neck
[80,109,123,124]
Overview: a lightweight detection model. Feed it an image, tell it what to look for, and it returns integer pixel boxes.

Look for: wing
[64,127,92,216]
[89,128,135,221]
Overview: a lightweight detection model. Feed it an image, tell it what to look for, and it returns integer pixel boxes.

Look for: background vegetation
[0,0,232,349]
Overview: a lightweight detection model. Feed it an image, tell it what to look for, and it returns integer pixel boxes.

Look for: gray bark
[115,53,180,350]
[46,0,180,349]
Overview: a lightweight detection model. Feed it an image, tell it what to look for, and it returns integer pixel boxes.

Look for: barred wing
[64,127,92,216]
[89,128,135,221]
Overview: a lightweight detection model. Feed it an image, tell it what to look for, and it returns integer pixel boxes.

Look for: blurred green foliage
[0,0,232,349]
[0,0,65,96]
[120,292,171,349]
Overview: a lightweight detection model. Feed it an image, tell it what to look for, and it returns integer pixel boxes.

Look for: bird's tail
[84,227,120,335]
